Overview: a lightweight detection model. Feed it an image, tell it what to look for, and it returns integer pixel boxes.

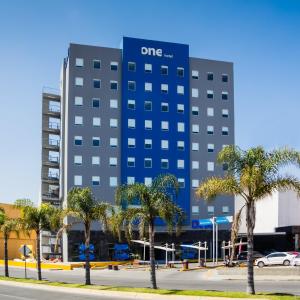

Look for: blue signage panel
[121,37,190,224]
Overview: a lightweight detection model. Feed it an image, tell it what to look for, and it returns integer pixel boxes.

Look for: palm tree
[196,146,300,294]
[67,187,111,285]
[115,174,184,289]
[0,208,21,277]
[15,199,58,280]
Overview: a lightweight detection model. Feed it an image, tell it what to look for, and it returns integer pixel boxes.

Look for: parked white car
[255,252,296,267]
[291,254,300,266]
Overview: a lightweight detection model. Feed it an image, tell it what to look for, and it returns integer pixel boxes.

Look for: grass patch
[0,276,299,300]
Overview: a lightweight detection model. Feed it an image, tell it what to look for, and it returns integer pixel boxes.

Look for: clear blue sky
[0,0,299,203]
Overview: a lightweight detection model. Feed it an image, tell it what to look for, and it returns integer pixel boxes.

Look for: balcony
[43,155,59,168]
[43,139,60,151]
[43,122,60,134]
[43,104,61,117]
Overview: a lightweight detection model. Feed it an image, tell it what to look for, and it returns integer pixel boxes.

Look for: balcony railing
[49,122,60,130]
[49,156,59,163]
[49,105,61,113]
[49,139,60,147]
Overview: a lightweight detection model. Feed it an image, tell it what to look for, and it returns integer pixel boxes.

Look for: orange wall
[0,203,37,259]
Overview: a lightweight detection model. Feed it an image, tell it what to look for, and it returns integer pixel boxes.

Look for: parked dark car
[237,251,263,261]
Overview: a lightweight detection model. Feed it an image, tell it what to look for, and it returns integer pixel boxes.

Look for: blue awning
[191,216,233,229]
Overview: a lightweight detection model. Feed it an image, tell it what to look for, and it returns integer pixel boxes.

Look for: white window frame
[192,70,199,79]
[92,176,100,186]
[161,140,169,150]
[207,107,214,117]
[177,122,185,132]
[110,177,118,187]
[128,138,136,148]
[110,118,118,128]
[75,58,84,67]
[92,156,100,165]
[192,179,199,188]
[177,104,184,113]
[192,142,199,151]
[161,84,168,93]
[207,161,215,171]
[110,138,118,147]
[127,157,135,167]
[145,82,152,92]
[161,121,169,131]
[74,175,82,186]
[93,117,101,127]
[192,124,199,133]
[75,116,83,125]
[177,85,184,95]
[75,96,83,106]
[192,88,199,98]
[109,157,117,166]
[110,99,118,109]
[192,161,199,169]
[74,155,82,165]
[128,118,136,129]
[145,120,152,130]
[75,77,83,86]
[177,159,185,169]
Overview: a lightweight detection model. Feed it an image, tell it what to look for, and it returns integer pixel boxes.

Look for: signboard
[19,244,32,257]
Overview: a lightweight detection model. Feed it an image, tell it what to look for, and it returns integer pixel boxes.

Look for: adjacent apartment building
[41,37,234,260]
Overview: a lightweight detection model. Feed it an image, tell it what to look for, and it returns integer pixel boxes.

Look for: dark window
[144,159,152,168]
[127,100,135,110]
[222,93,228,100]
[74,139,82,146]
[208,147,214,153]
[222,111,229,118]
[223,163,229,171]
[222,130,229,136]
[93,60,101,69]
[145,140,152,149]
[92,99,100,108]
[128,81,136,91]
[161,160,169,169]
[93,79,100,88]
[92,139,100,146]
[110,81,118,90]
[161,66,168,75]
[222,74,228,82]
[128,62,136,72]
[207,73,213,80]
[161,103,169,112]
[192,109,198,116]
[111,63,118,71]
[177,67,184,77]
[207,92,214,99]
[144,101,152,111]
[92,179,100,186]
[127,160,135,167]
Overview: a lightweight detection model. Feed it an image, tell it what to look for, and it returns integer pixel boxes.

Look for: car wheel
[258,261,264,268]
[283,260,290,266]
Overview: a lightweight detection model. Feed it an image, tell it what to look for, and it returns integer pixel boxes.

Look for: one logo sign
[19,244,32,257]
[141,47,162,57]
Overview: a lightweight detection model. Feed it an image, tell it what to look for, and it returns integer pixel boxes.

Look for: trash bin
[113,265,119,271]
[108,264,113,270]
[183,259,189,270]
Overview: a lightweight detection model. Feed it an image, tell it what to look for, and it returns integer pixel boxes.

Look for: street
[1,266,299,295]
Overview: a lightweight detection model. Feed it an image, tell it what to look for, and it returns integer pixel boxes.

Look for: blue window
[93,60,101,69]
[110,81,118,90]
[128,81,136,91]
[144,101,152,111]
[177,67,184,77]
[222,74,228,82]
[93,79,101,88]
[92,98,100,108]
[74,136,82,146]
[207,72,213,80]
[128,62,136,72]
[144,158,152,168]
[92,138,100,146]
[161,65,168,75]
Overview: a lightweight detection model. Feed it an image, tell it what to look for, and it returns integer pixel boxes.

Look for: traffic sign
[19,244,31,257]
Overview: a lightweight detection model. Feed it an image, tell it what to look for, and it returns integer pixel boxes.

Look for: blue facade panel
[121,37,190,224]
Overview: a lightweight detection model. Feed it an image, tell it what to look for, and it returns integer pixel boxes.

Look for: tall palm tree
[115,174,184,289]
[0,208,21,277]
[67,187,110,285]
[196,146,300,294]
[15,199,58,280]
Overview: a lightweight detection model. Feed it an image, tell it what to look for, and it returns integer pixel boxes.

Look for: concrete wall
[278,190,300,227]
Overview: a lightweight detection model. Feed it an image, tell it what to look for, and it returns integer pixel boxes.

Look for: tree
[15,199,58,280]
[196,146,300,294]
[115,174,184,289]
[67,187,110,285]
[0,208,21,277]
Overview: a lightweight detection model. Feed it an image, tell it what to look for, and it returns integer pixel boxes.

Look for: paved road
[1,266,300,295]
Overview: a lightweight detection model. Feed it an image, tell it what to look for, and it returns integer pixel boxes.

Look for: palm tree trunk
[4,233,9,277]
[36,229,42,280]
[149,221,157,289]
[246,201,256,294]
[84,222,91,285]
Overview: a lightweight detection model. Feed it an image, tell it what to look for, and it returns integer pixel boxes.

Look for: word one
[141,47,162,57]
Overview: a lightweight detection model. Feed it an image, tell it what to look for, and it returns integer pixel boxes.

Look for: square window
[161,102,169,112]
[92,98,100,108]
[161,121,169,131]
[128,119,136,129]
[93,60,101,69]
[161,84,168,94]
[177,85,184,95]
[127,177,135,184]
[222,74,228,82]
[75,58,84,67]
[75,77,83,86]
[128,81,136,91]
[92,176,100,186]
[192,143,199,151]
[145,82,152,92]
[222,127,229,135]
[207,162,214,171]
[177,141,184,150]
[192,206,199,214]
[93,79,101,88]
[128,138,136,148]
[110,99,118,108]
[192,179,199,188]
[92,156,100,165]
[110,177,118,187]
[207,125,214,135]
[110,61,118,71]
[177,104,184,113]
[75,96,83,106]
[128,62,136,71]
[127,157,135,167]
[192,70,199,79]
[145,120,152,130]
[161,159,169,169]
[144,177,152,187]
[161,140,169,150]
[128,99,136,110]
[222,206,229,213]
[223,163,229,171]
[177,67,184,77]
[207,90,214,99]
[207,107,214,117]
[144,139,152,149]
[208,206,214,213]
[177,159,184,169]
[192,161,199,169]
[144,158,152,168]
[92,137,100,146]
[75,116,83,125]
[192,88,199,98]
[177,122,185,132]
[74,155,82,165]
[145,63,152,73]
[222,92,228,100]
[178,178,185,188]
[93,117,101,127]
[144,101,152,111]
[110,80,118,90]
[192,106,199,115]
[110,118,118,128]
[109,157,117,166]
[110,138,118,147]
[208,144,215,152]
[74,136,82,146]
[74,175,82,186]
[207,72,214,80]
[222,109,229,117]
[161,65,168,75]
[192,124,199,133]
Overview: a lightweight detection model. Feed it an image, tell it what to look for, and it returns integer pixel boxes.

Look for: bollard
[113,265,119,271]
